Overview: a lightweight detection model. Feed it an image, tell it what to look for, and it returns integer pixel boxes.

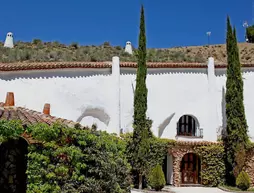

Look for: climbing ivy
[0,120,24,142]
[194,144,225,187]
[0,120,131,193]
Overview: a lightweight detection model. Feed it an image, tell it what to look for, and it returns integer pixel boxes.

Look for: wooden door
[181,153,198,184]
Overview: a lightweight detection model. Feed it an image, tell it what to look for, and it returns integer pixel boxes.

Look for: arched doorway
[180,153,201,184]
[0,138,28,193]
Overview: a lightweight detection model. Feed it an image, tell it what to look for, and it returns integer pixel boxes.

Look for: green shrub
[236,171,250,191]
[27,125,131,193]
[0,121,131,193]
[70,42,79,49]
[32,39,42,45]
[194,145,225,186]
[247,25,254,43]
[148,164,166,191]
[122,132,175,189]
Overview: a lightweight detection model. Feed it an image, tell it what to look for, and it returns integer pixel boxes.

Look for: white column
[207,57,216,92]
[207,57,219,141]
[112,56,121,135]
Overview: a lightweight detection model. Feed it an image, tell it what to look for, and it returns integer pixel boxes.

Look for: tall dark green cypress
[130,5,151,189]
[224,16,248,185]
[133,5,147,127]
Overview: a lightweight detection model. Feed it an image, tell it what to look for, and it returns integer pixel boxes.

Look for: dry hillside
[168,43,254,64]
[0,41,253,64]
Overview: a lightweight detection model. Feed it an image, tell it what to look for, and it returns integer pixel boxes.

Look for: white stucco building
[0,56,253,142]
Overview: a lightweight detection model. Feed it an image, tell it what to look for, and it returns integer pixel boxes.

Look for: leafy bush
[148,164,166,191]
[26,123,131,193]
[236,171,250,191]
[194,145,225,186]
[0,121,131,193]
[32,39,43,45]
[0,120,24,142]
[122,132,175,188]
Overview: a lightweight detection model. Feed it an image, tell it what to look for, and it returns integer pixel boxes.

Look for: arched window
[177,115,202,137]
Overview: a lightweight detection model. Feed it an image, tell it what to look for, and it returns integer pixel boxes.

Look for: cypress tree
[224,16,248,185]
[130,5,152,189]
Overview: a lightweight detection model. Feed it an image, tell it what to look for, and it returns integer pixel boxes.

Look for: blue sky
[0,0,252,48]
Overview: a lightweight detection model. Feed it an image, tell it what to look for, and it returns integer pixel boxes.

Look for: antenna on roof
[206,32,211,46]
[206,32,212,56]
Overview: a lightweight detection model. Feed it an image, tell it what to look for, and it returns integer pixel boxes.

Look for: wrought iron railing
[177,128,203,138]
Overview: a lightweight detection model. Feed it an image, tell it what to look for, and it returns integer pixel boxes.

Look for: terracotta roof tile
[0,61,254,72]
[0,102,78,127]
[0,62,111,71]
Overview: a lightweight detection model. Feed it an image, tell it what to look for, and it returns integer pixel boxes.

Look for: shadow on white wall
[158,113,175,138]
[77,107,110,126]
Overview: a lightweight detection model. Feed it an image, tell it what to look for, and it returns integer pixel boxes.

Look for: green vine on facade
[194,145,225,187]
[0,120,24,142]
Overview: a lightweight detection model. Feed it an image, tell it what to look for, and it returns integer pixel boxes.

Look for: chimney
[43,103,50,115]
[5,92,15,107]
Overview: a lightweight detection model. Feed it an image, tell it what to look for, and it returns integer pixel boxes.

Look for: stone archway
[0,137,28,193]
[170,148,202,187]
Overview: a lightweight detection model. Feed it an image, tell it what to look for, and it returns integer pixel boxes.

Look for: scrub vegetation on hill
[1,40,254,64]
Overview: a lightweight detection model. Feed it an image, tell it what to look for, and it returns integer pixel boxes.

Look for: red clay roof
[0,62,111,71]
[0,61,254,71]
[0,102,78,127]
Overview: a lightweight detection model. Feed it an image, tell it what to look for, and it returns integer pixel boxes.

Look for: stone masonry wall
[245,150,254,187]
[0,138,28,193]
[169,146,201,187]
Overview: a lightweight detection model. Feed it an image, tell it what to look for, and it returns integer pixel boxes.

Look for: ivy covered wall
[194,145,225,186]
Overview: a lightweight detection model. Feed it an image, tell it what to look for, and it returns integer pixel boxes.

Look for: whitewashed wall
[215,68,254,141]
[120,58,218,141]
[0,57,254,142]
[0,67,120,135]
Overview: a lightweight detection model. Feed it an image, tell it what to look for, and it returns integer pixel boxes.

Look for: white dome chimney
[4,32,14,48]
[125,41,133,55]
